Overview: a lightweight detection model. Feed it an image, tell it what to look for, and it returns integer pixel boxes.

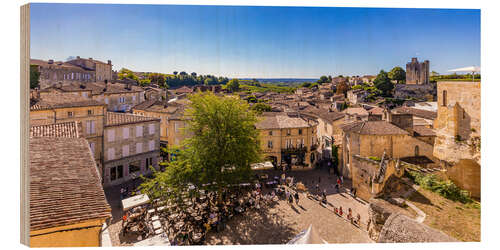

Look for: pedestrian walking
[288,193,294,204]
[335,183,339,193]
[316,183,320,194]
[294,192,299,205]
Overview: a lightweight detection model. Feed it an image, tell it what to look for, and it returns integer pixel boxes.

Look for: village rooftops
[341,120,409,135]
[30,59,84,70]
[30,93,105,111]
[344,107,369,116]
[105,112,160,127]
[29,137,111,231]
[30,121,82,138]
[256,112,317,130]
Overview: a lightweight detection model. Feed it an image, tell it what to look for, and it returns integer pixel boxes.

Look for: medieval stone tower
[406,57,430,85]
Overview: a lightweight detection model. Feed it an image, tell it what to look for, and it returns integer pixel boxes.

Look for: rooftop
[30,137,111,231]
[256,112,317,130]
[392,106,437,120]
[341,121,409,135]
[30,121,82,138]
[30,93,105,111]
[106,112,160,127]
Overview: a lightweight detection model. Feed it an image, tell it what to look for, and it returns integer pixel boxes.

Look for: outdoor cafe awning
[122,194,150,212]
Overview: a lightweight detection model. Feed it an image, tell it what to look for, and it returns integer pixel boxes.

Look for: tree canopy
[388,67,406,84]
[30,65,40,89]
[226,78,240,92]
[251,103,272,114]
[336,81,350,96]
[139,92,262,202]
[373,70,394,96]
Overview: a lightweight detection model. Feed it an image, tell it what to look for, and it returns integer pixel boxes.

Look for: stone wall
[445,159,481,198]
[434,81,480,164]
[393,83,436,101]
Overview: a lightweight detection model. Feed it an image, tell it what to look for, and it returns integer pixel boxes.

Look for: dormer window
[287,129,291,136]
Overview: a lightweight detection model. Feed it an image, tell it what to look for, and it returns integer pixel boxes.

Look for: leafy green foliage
[251,103,272,114]
[368,156,381,161]
[226,78,240,92]
[30,65,40,89]
[406,170,473,204]
[373,70,394,96]
[388,66,406,84]
[317,75,329,84]
[139,92,262,202]
[331,144,339,168]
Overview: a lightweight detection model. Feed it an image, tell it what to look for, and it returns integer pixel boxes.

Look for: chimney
[76,56,80,59]
[107,60,112,65]
[89,57,93,60]
[48,59,54,64]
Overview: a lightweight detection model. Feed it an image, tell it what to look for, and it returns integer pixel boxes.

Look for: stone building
[340,119,437,179]
[406,57,430,85]
[255,112,319,168]
[29,135,111,247]
[347,89,368,105]
[132,100,191,153]
[38,81,146,112]
[433,81,481,198]
[31,56,113,89]
[30,92,106,165]
[102,112,161,187]
[66,56,113,82]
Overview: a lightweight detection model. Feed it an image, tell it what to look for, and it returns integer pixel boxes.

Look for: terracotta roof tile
[106,112,160,127]
[29,137,111,231]
[341,121,409,135]
[30,121,82,138]
[256,112,316,129]
[30,93,105,111]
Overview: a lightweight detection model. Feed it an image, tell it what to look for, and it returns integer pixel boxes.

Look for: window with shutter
[122,145,129,157]
[136,142,143,154]
[123,127,129,139]
[108,129,115,142]
[149,140,155,151]
[136,126,143,137]
[86,121,91,135]
[108,148,115,160]
[149,124,155,135]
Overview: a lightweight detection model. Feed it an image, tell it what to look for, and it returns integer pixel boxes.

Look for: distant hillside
[240,78,318,86]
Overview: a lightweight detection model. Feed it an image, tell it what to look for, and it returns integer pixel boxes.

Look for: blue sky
[30,3,480,78]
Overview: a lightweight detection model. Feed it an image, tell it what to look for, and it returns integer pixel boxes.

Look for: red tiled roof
[29,137,111,231]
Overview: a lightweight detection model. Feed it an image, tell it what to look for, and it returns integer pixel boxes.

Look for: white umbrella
[287,224,328,244]
[448,66,480,81]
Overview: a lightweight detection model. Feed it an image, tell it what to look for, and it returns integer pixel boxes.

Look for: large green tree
[30,65,40,89]
[373,70,394,96]
[139,92,261,203]
[388,66,406,84]
[226,78,240,92]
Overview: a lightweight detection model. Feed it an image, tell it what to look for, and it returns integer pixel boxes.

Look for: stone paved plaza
[105,168,373,246]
